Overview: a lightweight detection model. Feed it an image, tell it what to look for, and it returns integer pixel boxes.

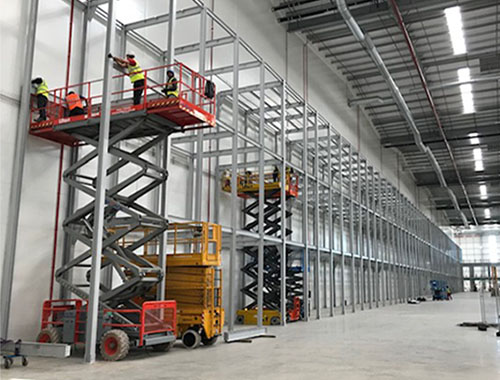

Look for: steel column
[339,138,346,314]
[194,5,206,221]
[314,113,320,319]
[328,127,334,317]
[256,62,265,327]
[227,37,239,333]
[166,0,176,65]
[302,104,309,321]
[280,81,287,325]
[349,146,355,313]
[83,0,115,363]
[1,0,40,339]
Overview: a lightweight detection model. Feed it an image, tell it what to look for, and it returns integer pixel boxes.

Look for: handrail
[30,62,216,127]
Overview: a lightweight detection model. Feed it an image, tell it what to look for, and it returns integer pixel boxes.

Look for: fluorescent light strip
[457,68,475,114]
[485,208,491,219]
[445,6,467,55]
[479,184,487,199]
[473,148,482,160]
[468,132,479,145]
[473,148,484,171]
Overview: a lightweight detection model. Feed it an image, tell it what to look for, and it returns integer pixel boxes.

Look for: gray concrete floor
[3,293,499,380]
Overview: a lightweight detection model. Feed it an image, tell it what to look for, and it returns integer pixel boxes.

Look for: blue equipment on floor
[430,280,448,300]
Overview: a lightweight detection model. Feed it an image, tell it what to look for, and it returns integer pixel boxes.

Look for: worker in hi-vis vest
[110,51,145,105]
[31,77,49,122]
[162,69,179,98]
[65,91,85,116]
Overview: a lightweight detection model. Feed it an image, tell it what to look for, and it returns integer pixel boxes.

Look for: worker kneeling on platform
[110,51,145,105]
[65,91,86,116]
[31,77,49,122]
[162,69,179,98]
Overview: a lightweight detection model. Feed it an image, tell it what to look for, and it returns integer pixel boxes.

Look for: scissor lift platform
[29,62,216,145]
[221,169,299,199]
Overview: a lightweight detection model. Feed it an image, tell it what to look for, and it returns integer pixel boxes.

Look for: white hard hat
[126,51,136,57]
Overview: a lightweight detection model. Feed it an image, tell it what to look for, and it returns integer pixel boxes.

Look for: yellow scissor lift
[113,222,224,349]
[143,222,224,349]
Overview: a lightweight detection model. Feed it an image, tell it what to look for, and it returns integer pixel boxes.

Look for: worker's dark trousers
[37,94,48,120]
[133,79,144,105]
[69,107,85,116]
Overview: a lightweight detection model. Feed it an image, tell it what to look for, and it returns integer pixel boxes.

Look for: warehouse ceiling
[272,0,500,226]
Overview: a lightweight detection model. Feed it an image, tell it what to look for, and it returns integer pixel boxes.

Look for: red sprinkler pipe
[50,0,75,300]
[388,0,477,225]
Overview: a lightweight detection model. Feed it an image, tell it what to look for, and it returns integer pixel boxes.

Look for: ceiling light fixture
[457,68,475,114]
[468,132,479,145]
[485,208,491,219]
[445,6,467,55]
[479,184,487,200]
[473,148,484,171]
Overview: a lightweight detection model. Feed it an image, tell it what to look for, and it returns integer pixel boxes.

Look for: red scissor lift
[29,62,216,145]
[32,63,216,361]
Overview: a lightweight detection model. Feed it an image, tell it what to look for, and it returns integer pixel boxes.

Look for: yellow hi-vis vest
[128,61,145,83]
[166,76,179,97]
[36,80,49,99]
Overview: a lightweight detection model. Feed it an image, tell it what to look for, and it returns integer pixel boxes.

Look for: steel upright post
[166,0,177,65]
[366,163,372,309]
[349,146,355,313]
[339,138,346,314]
[302,104,310,321]
[84,0,116,364]
[314,114,320,319]
[194,4,206,221]
[1,0,40,339]
[227,37,239,333]
[371,169,378,307]
[358,156,364,310]
[328,127,334,317]
[257,62,265,327]
[280,81,287,325]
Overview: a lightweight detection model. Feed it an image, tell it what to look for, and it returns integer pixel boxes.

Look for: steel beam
[124,6,200,31]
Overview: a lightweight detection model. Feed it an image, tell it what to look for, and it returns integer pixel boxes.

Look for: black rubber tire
[201,335,218,346]
[236,315,244,324]
[22,357,28,367]
[4,358,12,369]
[270,316,280,326]
[37,327,61,344]
[182,329,201,349]
[151,341,175,352]
[100,329,130,361]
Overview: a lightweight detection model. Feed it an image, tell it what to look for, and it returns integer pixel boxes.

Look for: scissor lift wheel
[182,329,201,349]
[36,327,61,344]
[100,330,130,361]
[201,332,218,346]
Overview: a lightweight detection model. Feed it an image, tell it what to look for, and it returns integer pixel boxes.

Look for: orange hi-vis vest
[66,93,83,110]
